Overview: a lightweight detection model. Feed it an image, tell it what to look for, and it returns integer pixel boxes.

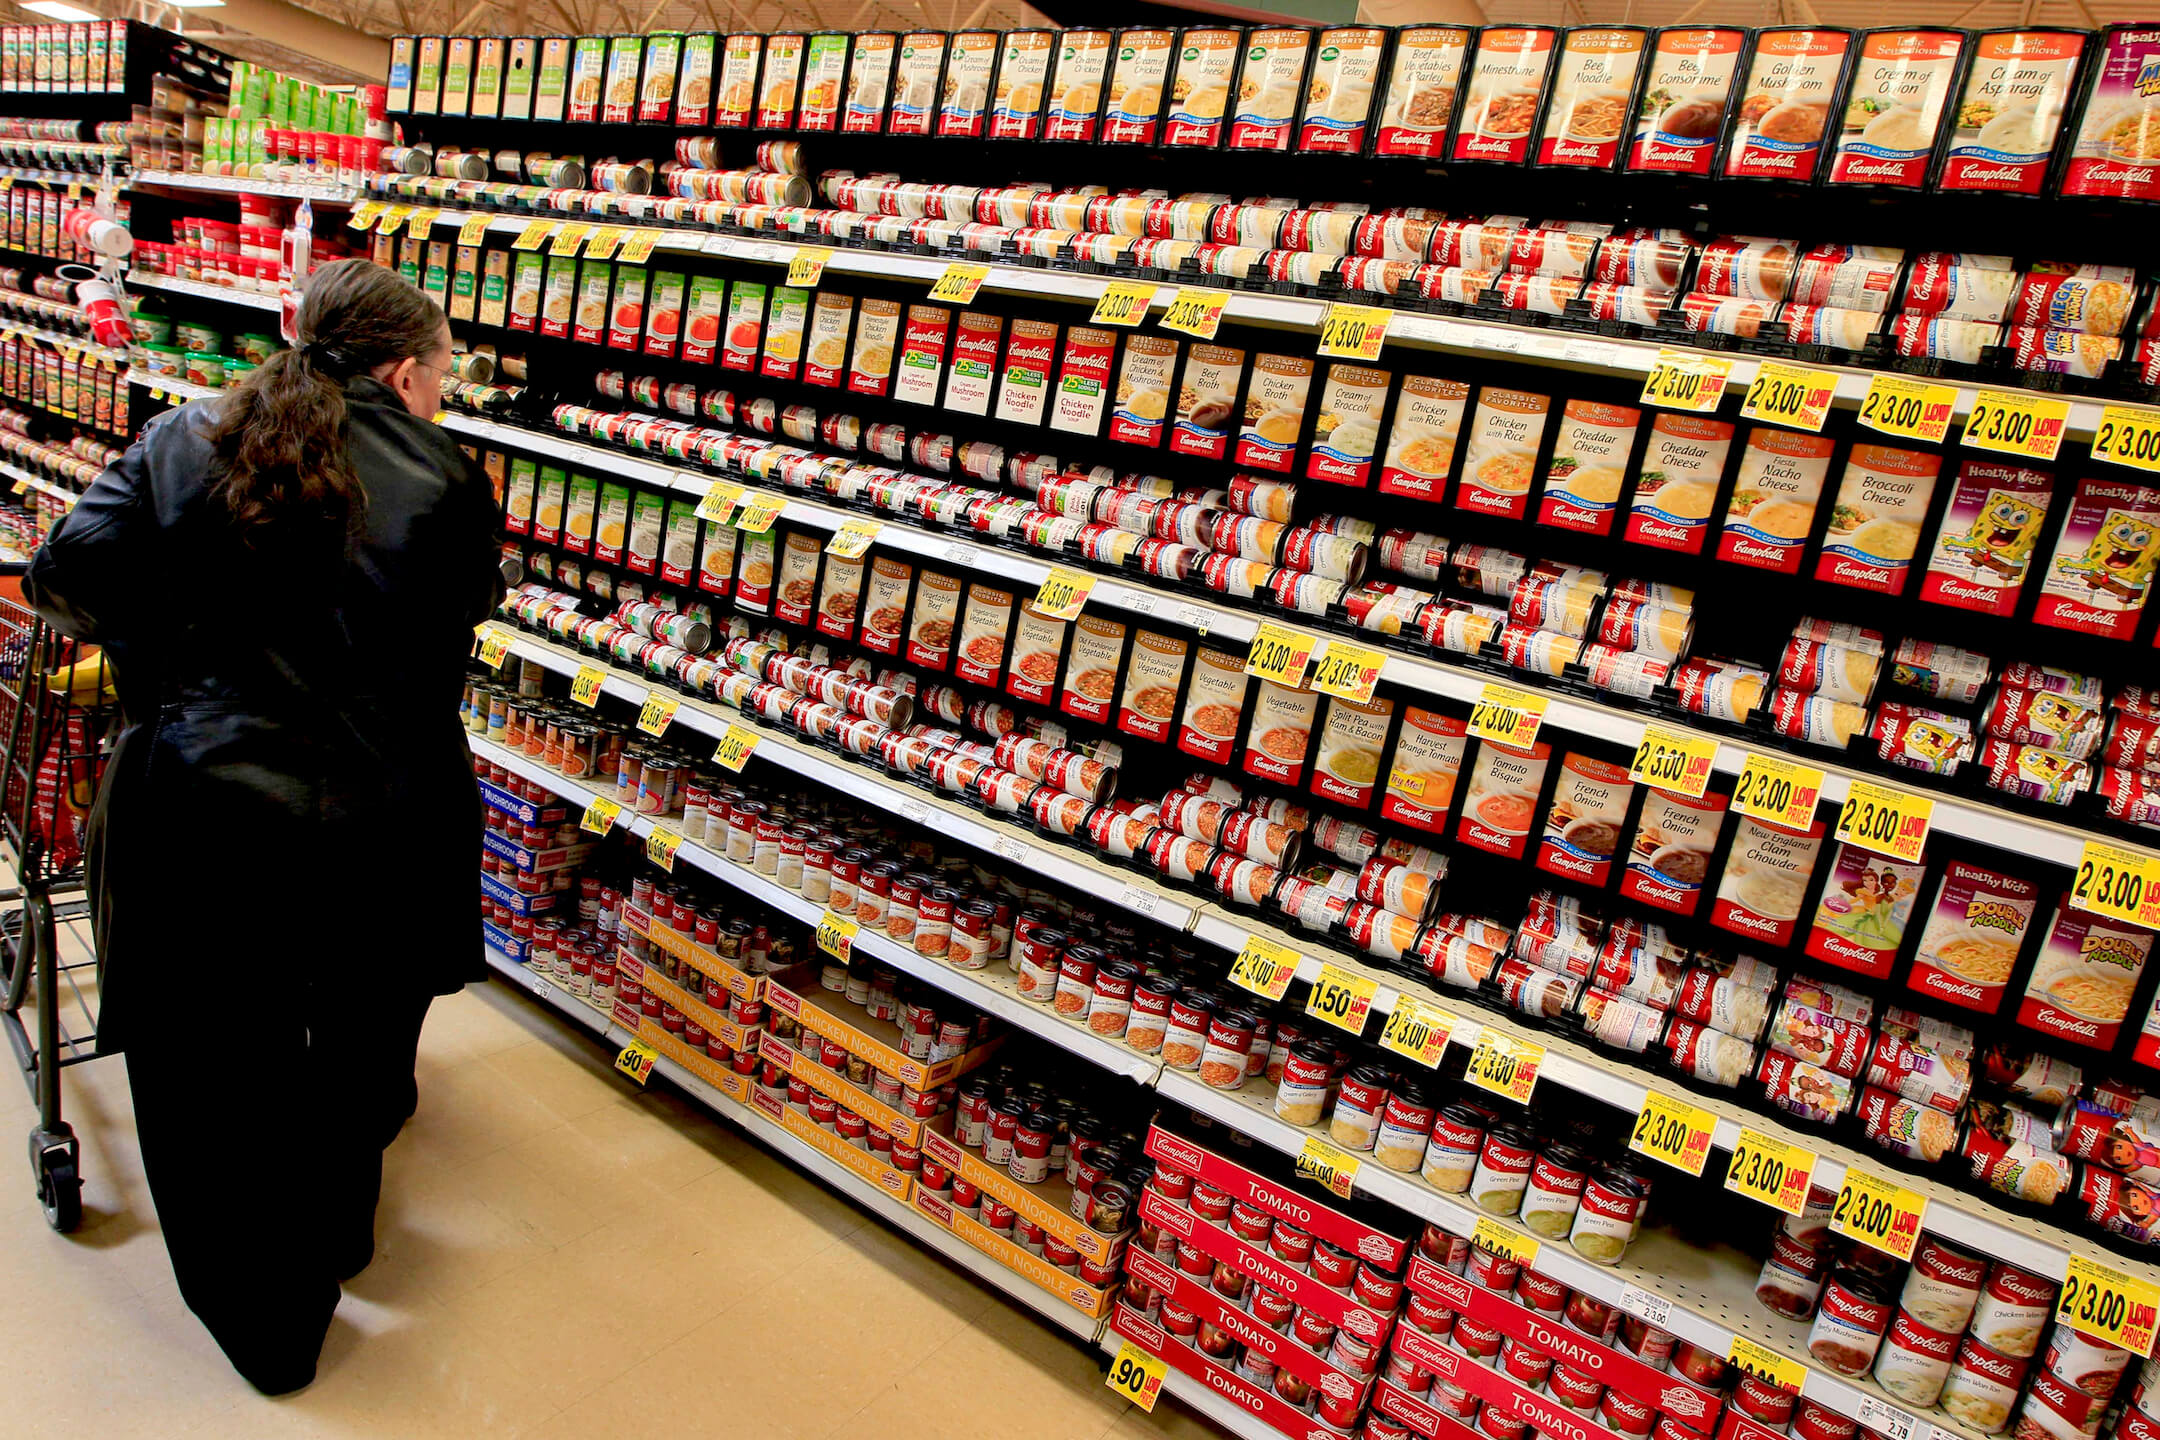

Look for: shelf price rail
[366,199,2123,442]
[477,620,2158,1309]
[412,397,2135,875]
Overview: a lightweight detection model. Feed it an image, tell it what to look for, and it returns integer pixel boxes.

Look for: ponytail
[207,258,445,540]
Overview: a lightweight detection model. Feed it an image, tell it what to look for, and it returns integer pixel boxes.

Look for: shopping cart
[0,593,117,1232]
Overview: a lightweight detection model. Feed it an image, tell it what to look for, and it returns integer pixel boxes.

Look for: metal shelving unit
[127,271,282,314]
[475,622,2160,1301]
[432,403,2134,873]
[377,199,2130,441]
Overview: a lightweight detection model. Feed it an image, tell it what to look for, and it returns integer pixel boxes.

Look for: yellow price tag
[1858,373,1956,445]
[1640,349,1733,412]
[1090,280,1157,328]
[617,229,658,264]
[1963,388,2070,463]
[405,208,440,237]
[454,212,493,247]
[1471,1216,1539,1268]
[582,226,625,261]
[713,725,760,773]
[2071,840,2160,931]
[375,205,412,237]
[1465,1028,1541,1104]
[928,261,990,304]
[1732,752,1825,830]
[697,482,743,524]
[816,909,859,962]
[1033,566,1095,623]
[11,478,28,495]
[1468,683,1548,751]
[548,222,592,257]
[570,665,606,707]
[1726,1337,1807,1393]
[1295,1135,1360,1201]
[826,519,880,559]
[512,219,556,250]
[347,200,382,230]
[1105,1342,1167,1412]
[1630,1090,1717,1177]
[1836,779,1932,864]
[581,795,623,836]
[475,626,513,668]
[2095,405,2160,474]
[736,494,784,533]
[1316,302,1390,362]
[645,826,683,873]
[786,245,830,288]
[1379,999,1453,1068]
[1830,1167,1928,1263]
[1245,623,1316,686]
[1740,360,1838,433]
[1228,934,1300,1003]
[2060,1254,2160,1358]
[1724,1127,1815,1216]
[637,693,678,736]
[1158,286,1226,341]
[1629,725,1717,799]
[1311,640,1385,706]
[614,1039,658,1086]
[1305,964,1378,1034]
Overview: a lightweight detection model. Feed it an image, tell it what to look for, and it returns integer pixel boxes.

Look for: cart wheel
[30,1130,80,1234]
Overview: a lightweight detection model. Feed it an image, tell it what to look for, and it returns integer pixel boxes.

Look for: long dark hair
[208,258,445,537]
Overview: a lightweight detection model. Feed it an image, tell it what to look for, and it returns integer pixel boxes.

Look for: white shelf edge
[481,943,1101,1341]
[0,319,129,365]
[0,459,78,507]
[131,169,359,204]
[470,730,1166,1087]
[129,373,222,403]
[128,271,284,314]
[377,197,2125,438]
[446,409,2133,873]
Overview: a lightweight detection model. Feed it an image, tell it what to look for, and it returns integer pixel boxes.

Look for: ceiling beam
[186,0,388,77]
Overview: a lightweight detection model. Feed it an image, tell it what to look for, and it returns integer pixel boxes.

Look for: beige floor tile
[0,975,1241,1440]
[827,1314,1131,1440]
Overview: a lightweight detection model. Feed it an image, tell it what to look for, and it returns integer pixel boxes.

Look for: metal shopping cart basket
[0,593,118,1232]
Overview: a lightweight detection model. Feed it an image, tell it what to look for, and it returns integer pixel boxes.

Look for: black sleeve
[23,418,164,641]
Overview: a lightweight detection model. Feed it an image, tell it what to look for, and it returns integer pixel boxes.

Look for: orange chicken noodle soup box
[1456,738,1552,860]
[1619,786,1727,916]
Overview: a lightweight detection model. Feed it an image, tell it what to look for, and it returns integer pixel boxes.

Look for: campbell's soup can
[1942,1335,2029,1434]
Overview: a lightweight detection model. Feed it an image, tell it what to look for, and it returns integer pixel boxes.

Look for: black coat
[25,377,504,1051]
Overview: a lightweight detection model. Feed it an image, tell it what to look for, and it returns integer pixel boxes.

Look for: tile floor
[0,968,1230,1440]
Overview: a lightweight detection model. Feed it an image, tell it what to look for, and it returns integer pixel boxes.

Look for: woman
[27,259,504,1394]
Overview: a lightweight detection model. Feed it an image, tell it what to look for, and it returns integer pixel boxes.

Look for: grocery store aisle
[0,973,1214,1440]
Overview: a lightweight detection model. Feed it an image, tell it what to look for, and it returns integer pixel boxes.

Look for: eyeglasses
[409,355,453,389]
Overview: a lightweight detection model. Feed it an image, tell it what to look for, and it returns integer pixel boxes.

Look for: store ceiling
[71,0,2146,88]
